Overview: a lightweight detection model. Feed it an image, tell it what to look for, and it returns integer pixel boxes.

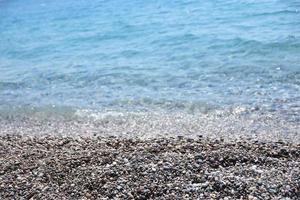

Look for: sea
[0,0,299,141]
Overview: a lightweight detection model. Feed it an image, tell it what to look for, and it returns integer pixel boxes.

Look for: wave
[0,105,299,143]
[249,10,299,17]
[207,36,300,54]
[0,81,26,90]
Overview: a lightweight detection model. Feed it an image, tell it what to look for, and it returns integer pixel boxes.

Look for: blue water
[0,0,299,139]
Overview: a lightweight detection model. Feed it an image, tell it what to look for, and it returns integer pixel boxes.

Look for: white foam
[1,106,298,143]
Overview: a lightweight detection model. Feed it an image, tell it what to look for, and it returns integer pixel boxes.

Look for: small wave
[0,81,25,90]
[250,10,299,17]
[0,106,299,143]
[0,105,77,121]
[150,33,200,47]
[208,36,300,56]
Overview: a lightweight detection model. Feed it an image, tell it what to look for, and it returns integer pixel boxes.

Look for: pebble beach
[1,0,300,199]
[1,135,299,199]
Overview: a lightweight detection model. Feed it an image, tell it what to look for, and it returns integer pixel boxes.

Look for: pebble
[0,135,299,199]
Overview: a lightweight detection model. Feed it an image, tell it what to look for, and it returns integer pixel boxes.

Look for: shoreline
[1,135,299,199]
[1,110,299,144]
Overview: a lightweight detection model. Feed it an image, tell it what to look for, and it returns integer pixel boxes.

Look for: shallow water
[0,0,299,140]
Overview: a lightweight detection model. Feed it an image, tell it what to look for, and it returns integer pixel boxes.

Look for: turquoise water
[0,0,299,139]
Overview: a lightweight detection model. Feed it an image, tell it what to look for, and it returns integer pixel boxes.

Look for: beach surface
[1,135,299,199]
[1,0,299,199]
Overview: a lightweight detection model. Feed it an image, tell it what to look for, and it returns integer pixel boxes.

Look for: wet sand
[0,135,299,199]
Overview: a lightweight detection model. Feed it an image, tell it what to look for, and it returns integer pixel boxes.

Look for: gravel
[0,135,299,199]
